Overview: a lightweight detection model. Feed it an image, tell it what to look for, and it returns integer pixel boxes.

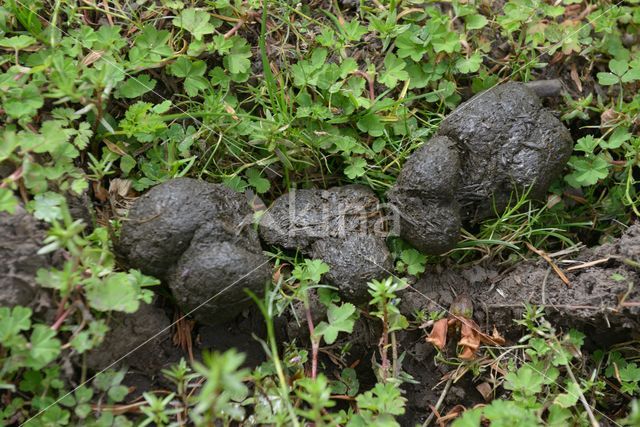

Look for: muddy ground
[150,225,640,424]
[4,204,637,423]
[2,82,638,424]
[395,224,640,424]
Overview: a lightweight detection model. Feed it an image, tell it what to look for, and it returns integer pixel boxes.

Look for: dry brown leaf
[459,346,477,360]
[488,326,506,346]
[224,103,239,120]
[438,404,467,425]
[570,63,583,92]
[108,178,132,198]
[460,319,481,346]
[104,140,127,156]
[426,318,449,350]
[476,382,493,402]
[601,108,620,127]
[272,263,287,283]
[92,181,109,203]
[81,50,103,66]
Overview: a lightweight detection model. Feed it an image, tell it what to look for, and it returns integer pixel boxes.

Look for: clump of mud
[259,185,393,303]
[393,224,640,424]
[0,207,52,308]
[86,303,180,375]
[117,178,270,325]
[402,224,640,346]
[389,82,573,254]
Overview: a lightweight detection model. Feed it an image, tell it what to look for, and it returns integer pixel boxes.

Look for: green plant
[368,277,410,383]
[449,305,636,426]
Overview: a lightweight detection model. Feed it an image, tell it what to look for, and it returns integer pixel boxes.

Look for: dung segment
[259,185,393,303]
[389,83,573,254]
[117,178,270,325]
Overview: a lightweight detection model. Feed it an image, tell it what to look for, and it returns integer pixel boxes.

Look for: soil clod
[86,303,179,374]
[401,224,640,347]
[0,207,52,308]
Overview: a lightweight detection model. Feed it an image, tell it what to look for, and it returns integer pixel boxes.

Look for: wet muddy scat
[390,136,461,200]
[259,185,393,304]
[389,83,573,255]
[259,184,384,251]
[116,178,271,325]
[388,193,462,256]
[387,136,462,254]
[440,82,574,222]
[311,235,393,303]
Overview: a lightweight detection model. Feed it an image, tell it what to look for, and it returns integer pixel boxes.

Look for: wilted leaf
[426,318,449,350]
[476,382,493,402]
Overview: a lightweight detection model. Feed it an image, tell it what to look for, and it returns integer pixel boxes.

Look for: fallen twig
[525,242,570,286]
[422,378,453,427]
[566,257,611,271]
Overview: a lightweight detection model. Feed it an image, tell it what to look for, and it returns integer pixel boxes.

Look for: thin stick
[566,258,610,271]
[305,300,319,379]
[422,378,453,427]
[224,19,245,39]
[541,268,550,305]
[565,360,600,427]
[525,242,570,286]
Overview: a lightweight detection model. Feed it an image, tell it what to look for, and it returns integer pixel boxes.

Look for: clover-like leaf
[27,325,62,369]
[173,8,216,40]
[601,127,631,150]
[293,259,330,283]
[0,188,18,214]
[85,273,144,313]
[465,14,488,30]
[379,53,409,89]
[246,168,270,194]
[169,57,209,96]
[597,72,619,86]
[31,192,66,222]
[456,53,483,74]
[0,35,37,50]
[553,382,581,408]
[223,36,252,76]
[344,158,367,179]
[115,74,157,99]
[315,303,357,344]
[504,365,544,396]
[566,155,610,187]
[0,306,32,341]
[357,112,385,137]
[609,59,628,77]
[5,84,44,119]
[400,249,426,275]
